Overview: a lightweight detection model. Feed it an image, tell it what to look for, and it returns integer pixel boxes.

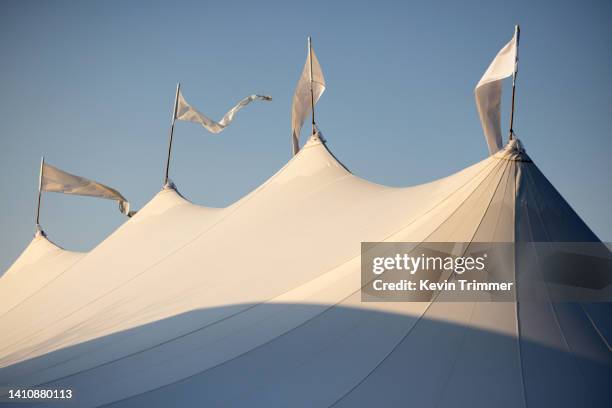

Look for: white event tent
[0,132,610,407]
[1,28,611,408]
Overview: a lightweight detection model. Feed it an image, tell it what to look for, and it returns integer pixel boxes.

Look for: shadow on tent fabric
[0,303,611,408]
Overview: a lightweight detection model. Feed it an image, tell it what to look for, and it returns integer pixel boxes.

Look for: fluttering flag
[175,90,272,134]
[475,28,518,155]
[291,39,326,155]
[41,162,133,217]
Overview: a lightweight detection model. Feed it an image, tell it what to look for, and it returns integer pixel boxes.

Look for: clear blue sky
[1,0,610,272]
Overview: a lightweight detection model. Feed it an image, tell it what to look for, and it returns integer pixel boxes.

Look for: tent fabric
[0,135,610,407]
[0,235,84,316]
[475,31,518,155]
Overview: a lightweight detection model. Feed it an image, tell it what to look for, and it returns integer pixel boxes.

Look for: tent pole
[164,82,181,187]
[308,36,316,136]
[35,156,44,230]
[508,25,520,141]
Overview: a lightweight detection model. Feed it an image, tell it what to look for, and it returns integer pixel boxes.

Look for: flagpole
[308,36,316,136]
[508,25,520,140]
[164,82,181,187]
[35,156,44,232]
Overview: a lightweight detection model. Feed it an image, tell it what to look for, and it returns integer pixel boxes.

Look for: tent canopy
[0,135,610,408]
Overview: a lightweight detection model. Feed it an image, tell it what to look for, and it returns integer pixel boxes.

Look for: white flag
[175,90,272,134]
[291,41,326,154]
[41,163,133,216]
[475,29,518,155]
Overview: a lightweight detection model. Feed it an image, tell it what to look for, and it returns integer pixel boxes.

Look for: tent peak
[162,179,177,191]
[494,137,531,162]
[301,130,326,150]
[506,137,525,153]
[34,224,46,239]
[160,179,191,202]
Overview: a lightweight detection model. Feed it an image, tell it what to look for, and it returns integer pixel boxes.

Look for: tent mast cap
[34,224,46,238]
[494,137,530,162]
[162,179,177,191]
[506,137,525,153]
[305,130,326,147]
